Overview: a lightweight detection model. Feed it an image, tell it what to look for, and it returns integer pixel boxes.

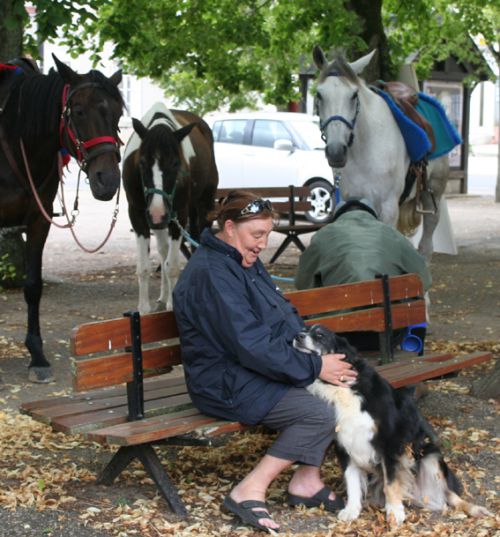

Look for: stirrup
[416,190,438,214]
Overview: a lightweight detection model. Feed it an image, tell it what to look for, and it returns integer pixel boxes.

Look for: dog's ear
[333,333,358,357]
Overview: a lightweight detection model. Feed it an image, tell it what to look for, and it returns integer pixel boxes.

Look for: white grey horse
[313,46,450,261]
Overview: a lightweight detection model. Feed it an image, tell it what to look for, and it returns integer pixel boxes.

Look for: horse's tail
[398,198,421,236]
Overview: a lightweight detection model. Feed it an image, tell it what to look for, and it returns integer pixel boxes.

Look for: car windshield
[289,119,325,150]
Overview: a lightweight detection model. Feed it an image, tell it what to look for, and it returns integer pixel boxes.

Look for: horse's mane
[5,70,65,141]
[87,69,125,109]
[318,50,359,85]
[4,68,124,143]
[144,123,179,156]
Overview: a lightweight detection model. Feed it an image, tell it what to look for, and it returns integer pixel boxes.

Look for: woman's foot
[287,486,345,512]
[287,465,341,507]
[223,495,279,533]
[227,486,279,531]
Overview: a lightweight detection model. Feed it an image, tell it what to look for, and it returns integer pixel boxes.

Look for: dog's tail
[413,444,491,517]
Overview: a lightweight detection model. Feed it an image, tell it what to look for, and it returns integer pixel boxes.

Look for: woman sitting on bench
[173,190,357,532]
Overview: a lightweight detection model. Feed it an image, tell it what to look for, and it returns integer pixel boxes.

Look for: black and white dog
[294,324,491,525]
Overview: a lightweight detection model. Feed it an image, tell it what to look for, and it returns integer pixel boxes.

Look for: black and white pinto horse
[122,103,218,313]
[0,55,123,383]
[313,46,450,261]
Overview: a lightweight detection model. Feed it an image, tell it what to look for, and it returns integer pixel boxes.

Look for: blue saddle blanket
[375,89,462,162]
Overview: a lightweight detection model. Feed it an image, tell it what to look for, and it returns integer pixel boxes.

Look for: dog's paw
[338,505,361,522]
[469,505,492,518]
[386,503,405,525]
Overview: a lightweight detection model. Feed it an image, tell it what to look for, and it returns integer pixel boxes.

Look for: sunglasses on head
[239,198,273,217]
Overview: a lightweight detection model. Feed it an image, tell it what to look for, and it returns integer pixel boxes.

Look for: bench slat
[88,413,223,445]
[73,345,182,392]
[71,310,178,356]
[306,300,426,333]
[385,352,493,388]
[31,381,189,422]
[287,274,423,314]
[53,397,197,435]
[216,186,311,198]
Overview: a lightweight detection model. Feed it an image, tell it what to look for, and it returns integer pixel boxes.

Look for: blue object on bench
[400,322,427,354]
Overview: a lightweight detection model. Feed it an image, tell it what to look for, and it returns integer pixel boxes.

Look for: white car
[204,112,336,223]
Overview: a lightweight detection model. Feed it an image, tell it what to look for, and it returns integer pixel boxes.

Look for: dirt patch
[0,195,499,536]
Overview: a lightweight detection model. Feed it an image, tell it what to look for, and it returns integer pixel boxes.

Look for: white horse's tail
[398,198,422,237]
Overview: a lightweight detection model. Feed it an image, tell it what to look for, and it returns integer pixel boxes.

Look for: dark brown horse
[0,55,124,382]
[122,103,218,313]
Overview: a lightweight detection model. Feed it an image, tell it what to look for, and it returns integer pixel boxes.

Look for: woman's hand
[319,353,357,387]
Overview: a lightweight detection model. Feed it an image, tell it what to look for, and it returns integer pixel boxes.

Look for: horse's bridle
[59,82,122,171]
[319,72,360,148]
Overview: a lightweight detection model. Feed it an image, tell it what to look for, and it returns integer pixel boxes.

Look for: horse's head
[54,55,124,201]
[132,117,195,229]
[312,46,376,168]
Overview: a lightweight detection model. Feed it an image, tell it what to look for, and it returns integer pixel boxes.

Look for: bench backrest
[216,186,312,220]
[71,273,424,392]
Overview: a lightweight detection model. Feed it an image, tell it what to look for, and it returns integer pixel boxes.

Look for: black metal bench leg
[289,234,306,252]
[97,446,136,485]
[134,444,188,517]
[269,236,293,264]
[97,445,188,517]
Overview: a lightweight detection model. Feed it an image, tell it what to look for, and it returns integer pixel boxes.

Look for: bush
[0,253,16,289]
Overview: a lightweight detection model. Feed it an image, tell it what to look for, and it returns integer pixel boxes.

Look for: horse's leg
[418,156,449,262]
[153,228,169,311]
[135,233,152,314]
[164,228,182,311]
[24,218,54,383]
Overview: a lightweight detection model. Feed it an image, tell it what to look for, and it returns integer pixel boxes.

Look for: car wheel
[305,179,335,224]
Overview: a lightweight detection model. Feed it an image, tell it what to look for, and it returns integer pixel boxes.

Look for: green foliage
[383,0,499,81]
[0,253,16,289]
[4,0,498,112]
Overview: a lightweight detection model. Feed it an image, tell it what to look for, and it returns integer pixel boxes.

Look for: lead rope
[20,139,120,252]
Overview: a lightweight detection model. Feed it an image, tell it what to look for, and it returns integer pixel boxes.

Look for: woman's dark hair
[209,190,275,229]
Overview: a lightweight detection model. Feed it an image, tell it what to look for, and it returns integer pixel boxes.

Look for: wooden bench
[216,185,326,263]
[20,273,492,516]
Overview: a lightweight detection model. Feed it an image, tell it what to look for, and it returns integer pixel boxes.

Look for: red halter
[59,83,122,168]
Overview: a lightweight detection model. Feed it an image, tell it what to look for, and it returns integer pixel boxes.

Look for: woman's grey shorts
[260,386,337,467]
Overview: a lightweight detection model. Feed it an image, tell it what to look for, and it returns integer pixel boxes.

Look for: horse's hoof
[28,367,55,384]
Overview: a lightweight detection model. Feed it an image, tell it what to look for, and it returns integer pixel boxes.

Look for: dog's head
[293,324,355,359]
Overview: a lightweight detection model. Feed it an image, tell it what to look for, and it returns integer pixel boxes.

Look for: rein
[319,72,360,147]
[20,139,120,252]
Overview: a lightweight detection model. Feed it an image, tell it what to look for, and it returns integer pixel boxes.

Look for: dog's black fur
[296,326,437,478]
[293,324,489,523]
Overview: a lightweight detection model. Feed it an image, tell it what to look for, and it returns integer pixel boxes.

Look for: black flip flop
[223,495,279,533]
[287,486,345,512]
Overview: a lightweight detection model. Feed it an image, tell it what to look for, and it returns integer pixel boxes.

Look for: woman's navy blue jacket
[172,228,322,425]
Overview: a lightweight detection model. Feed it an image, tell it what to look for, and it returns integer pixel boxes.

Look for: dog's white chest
[308,381,378,469]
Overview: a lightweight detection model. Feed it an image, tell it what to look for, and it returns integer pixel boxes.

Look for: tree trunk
[0,0,24,61]
[0,2,25,285]
[345,0,393,81]
[471,359,500,400]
